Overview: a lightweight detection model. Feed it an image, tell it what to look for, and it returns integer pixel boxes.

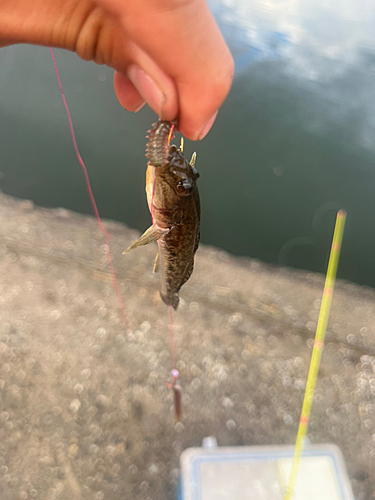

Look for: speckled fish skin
[146,121,200,309]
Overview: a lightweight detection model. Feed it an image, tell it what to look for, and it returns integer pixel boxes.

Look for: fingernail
[198,111,218,140]
[134,100,146,113]
[128,65,165,117]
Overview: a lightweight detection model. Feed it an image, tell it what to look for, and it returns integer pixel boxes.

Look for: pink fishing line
[49,48,131,331]
[170,305,177,374]
[169,305,180,419]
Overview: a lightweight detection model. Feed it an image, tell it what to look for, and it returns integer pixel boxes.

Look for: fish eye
[176,181,192,195]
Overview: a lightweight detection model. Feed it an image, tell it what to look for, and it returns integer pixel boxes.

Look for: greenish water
[1,0,375,287]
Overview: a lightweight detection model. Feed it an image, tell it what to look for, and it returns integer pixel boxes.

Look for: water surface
[1,0,375,286]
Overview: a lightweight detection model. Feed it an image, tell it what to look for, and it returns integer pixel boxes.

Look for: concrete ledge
[0,191,373,500]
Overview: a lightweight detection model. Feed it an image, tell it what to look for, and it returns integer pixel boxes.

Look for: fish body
[124,121,200,309]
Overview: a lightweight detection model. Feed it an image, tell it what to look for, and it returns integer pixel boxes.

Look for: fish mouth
[160,290,179,310]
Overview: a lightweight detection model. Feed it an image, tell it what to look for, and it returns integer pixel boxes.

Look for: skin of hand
[0,0,234,140]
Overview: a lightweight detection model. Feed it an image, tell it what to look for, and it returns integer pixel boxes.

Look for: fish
[123,120,200,309]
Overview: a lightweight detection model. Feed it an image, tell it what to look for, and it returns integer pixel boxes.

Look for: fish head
[162,145,199,199]
[146,143,200,227]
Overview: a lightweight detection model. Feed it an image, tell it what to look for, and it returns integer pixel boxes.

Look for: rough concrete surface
[0,190,374,500]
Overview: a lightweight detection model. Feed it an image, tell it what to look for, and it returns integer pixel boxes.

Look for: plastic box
[179,443,355,500]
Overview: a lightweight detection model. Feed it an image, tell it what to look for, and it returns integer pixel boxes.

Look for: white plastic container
[179,443,355,500]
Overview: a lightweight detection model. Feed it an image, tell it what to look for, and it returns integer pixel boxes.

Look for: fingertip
[134,101,146,113]
[126,61,178,121]
[114,61,178,120]
[178,111,218,141]
[113,71,146,112]
[197,110,218,140]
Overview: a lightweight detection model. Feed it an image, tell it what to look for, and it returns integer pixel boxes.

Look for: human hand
[0,0,233,140]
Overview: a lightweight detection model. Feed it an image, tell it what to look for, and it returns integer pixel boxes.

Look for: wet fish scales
[123,120,200,309]
[150,141,200,309]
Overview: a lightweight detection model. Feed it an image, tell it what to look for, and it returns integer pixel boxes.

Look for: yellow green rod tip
[283,210,346,500]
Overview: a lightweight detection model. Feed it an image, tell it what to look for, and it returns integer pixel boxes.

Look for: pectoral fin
[123,224,171,254]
